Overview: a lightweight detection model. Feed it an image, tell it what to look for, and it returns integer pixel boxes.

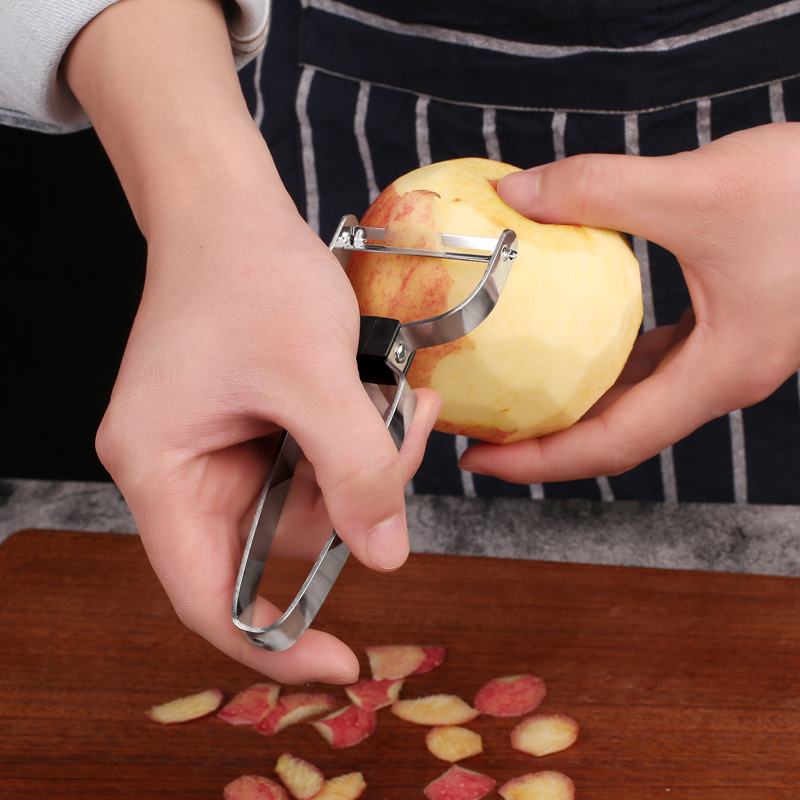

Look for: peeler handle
[231,430,349,651]
[231,373,416,651]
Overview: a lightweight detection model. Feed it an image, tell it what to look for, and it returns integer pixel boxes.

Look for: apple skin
[346,158,643,444]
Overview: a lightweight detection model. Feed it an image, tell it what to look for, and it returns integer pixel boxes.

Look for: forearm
[61,0,286,241]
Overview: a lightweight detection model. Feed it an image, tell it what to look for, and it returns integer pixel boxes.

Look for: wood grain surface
[0,529,798,799]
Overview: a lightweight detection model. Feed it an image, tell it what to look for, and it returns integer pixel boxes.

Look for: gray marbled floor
[2,478,800,576]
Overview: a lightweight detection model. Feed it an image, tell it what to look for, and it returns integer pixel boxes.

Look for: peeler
[232,214,518,651]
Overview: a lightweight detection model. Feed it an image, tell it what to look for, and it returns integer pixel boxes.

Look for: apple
[346,158,642,443]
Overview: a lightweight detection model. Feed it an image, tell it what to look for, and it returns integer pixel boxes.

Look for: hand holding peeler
[231,214,518,651]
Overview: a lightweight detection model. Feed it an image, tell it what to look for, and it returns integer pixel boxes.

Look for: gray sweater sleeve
[0,0,270,133]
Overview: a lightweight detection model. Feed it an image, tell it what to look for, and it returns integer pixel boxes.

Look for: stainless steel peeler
[231,214,518,651]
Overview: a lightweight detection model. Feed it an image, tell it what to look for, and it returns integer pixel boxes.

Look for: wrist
[129,117,288,244]
[62,0,285,238]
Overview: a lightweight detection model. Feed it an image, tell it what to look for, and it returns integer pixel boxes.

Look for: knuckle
[603,451,643,478]
[595,417,649,477]
[321,439,403,505]
[94,408,125,477]
[172,598,202,635]
[563,153,623,226]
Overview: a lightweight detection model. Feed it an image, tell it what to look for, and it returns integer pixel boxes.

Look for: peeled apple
[345,158,643,444]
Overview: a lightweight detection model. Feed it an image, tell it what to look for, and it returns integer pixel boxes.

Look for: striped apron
[239,0,800,504]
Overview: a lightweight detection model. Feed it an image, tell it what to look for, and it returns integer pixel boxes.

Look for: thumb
[496,152,696,248]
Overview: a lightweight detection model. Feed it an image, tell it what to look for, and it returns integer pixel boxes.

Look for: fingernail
[366,515,409,570]
[457,451,486,475]
[458,459,486,475]
[498,169,542,209]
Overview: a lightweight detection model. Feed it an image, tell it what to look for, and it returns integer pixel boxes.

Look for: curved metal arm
[331,218,518,350]
[401,228,517,350]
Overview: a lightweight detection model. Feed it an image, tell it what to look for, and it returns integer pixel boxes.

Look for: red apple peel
[255,692,339,735]
[345,677,404,711]
[218,682,281,726]
[223,775,290,800]
[424,765,496,800]
[365,644,428,679]
[311,704,378,749]
[473,674,546,717]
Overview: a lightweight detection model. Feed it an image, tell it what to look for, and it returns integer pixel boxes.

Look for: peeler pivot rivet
[394,343,408,364]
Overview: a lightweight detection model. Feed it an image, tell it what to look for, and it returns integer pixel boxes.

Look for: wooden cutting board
[0,529,798,799]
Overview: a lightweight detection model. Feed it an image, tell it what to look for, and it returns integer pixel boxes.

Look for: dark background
[1,124,146,482]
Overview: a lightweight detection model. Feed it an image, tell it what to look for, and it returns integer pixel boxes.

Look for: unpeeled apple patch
[346,158,643,444]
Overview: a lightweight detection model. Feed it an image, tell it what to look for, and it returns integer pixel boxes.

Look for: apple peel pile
[346,157,643,444]
[146,645,580,800]
[255,693,340,736]
[225,754,366,800]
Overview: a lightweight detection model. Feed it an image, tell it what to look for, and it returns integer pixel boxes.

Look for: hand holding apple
[460,123,800,484]
[346,158,643,444]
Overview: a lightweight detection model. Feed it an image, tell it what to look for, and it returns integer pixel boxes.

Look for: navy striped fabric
[240,0,800,504]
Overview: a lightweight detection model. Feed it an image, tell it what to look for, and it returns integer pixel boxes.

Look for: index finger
[458,336,721,484]
[137,480,360,685]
